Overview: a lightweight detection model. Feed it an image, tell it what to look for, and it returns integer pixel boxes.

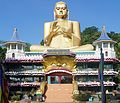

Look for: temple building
[2,1,119,102]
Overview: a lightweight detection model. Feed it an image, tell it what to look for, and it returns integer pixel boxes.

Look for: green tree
[113,75,120,84]
[108,32,120,59]
[81,26,100,45]
[0,46,6,60]
[40,39,44,46]
[25,43,31,51]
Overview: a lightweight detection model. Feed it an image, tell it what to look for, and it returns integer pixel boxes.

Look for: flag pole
[99,48,106,103]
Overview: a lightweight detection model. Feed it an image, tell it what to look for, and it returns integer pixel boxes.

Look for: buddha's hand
[50,22,60,37]
[61,27,72,38]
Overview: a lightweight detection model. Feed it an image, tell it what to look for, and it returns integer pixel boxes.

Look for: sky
[0,0,120,44]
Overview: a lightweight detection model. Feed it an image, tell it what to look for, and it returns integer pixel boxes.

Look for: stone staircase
[45,84,73,102]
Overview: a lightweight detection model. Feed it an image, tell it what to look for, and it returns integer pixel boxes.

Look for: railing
[76,58,119,63]
[16,55,43,60]
[73,71,118,75]
[5,71,44,76]
[8,82,41,87]
[78,81,116,87]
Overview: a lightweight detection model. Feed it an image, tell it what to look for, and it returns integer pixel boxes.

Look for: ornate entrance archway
[45,69,73,84]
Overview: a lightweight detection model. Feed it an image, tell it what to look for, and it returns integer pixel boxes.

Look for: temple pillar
[10,44,12,50]
[47,76,51,84]
[16,44,18,50]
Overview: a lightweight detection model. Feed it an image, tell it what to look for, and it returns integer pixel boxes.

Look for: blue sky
[0,0,120,44]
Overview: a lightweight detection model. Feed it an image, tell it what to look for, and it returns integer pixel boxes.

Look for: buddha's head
[54,1,68,19]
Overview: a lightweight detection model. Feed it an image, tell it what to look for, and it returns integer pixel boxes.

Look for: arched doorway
[45,69,72,84]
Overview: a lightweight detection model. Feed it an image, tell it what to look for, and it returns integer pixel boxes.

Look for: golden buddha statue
[30,1,93,51]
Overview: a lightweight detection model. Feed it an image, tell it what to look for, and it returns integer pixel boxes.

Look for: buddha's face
[55,3,68,19]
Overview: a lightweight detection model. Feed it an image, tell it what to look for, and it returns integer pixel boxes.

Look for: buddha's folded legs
[30,44,94,52]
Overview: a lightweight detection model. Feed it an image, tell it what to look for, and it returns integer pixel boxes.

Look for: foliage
[73,91,91,101]
[40,39,44,45]
[107,32,120,59]
[114,44,120,59]
[25,43,31,51]
[113,75,120,84]
[0,46,6,61]
[81,26,100,45]
[11,95,20,101]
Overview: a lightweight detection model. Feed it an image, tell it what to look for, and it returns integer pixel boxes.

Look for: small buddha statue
[30,1,94,51]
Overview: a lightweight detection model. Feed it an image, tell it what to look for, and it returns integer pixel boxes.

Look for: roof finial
[102,25,106,34]
[13,27,17,32]
[11,27,20,41]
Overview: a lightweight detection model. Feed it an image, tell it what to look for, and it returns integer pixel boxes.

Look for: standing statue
[30,1,93,51]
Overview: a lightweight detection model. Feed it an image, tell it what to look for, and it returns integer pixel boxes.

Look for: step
[45,84,73,102]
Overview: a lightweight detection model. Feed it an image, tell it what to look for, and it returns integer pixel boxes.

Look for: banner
[0,64,9,103]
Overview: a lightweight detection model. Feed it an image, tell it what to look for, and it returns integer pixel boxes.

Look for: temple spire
[93,26,116,45]
[10,28,20,41]
[97,25,111,41]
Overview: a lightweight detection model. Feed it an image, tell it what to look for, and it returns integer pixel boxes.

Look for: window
[77,63,87,70]
[98,44,101,48]
[110,43,113,48]
[12,53,15,58]
[103,43,108,48]
[24,77,33,82]
[34,65,43,71]
[22,65,33,69]
[12,44,16,49]
[105,51,108,56]
[104,64,113,70]
[18,44,22,50]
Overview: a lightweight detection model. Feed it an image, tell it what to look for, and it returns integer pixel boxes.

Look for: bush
[11,95,20,101]
[72,91,91,101]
